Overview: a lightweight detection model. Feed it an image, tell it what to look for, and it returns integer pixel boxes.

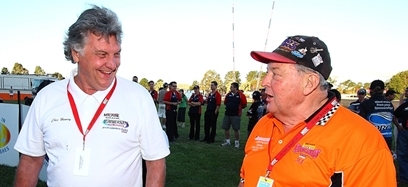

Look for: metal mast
[255,1,275,90]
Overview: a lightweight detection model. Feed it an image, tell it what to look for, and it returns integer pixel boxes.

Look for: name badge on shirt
[257,176,274,187]
[73,148,91,176]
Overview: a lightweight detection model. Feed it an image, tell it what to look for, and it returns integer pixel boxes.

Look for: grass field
[0,98,405,186]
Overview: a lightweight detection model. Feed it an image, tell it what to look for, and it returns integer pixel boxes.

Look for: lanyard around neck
[67,79,117,150]
[265,97,338,177]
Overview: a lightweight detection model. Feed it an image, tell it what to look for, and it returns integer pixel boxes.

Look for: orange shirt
[240,104,396,186]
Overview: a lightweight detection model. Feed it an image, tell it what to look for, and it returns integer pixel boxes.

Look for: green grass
[1,99,406,186]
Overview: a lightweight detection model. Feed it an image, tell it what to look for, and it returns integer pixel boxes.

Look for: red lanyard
[67,79,117,150]
[265,97,338,177]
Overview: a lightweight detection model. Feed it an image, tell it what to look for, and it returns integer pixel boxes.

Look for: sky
[1,0,407,85]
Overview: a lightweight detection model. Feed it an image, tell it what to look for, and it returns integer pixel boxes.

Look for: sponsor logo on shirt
[251,136,271,151]
[102,113,129,133]
[294,143,321,164]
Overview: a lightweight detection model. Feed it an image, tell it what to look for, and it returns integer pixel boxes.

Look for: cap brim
[251,51,295,64]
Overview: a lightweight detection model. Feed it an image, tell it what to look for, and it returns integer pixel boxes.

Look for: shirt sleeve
[163,91,170,102]
[216,92,222,106]
[341,148,396,186]
[199,94,204,104]
[240,92,247,108]
[140,90,170,160]
[14,96,46,156]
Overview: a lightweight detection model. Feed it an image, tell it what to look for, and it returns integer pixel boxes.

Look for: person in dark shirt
[163,81,181,142]
[394,100,408,184]
[202,81,222,143]
[348,88,367,113]
[187,85,204,140]
[246,91,263,137]
[359,80,400,151]
[221,82,247,148]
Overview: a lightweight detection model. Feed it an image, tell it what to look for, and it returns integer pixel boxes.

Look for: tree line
[140,70,408,95]
[1,62,65,80]
[2,62,408,95]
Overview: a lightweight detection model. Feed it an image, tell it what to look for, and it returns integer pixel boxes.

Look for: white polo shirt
[14,69,170,187]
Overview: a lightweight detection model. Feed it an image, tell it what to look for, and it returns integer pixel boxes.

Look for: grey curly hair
[63,5,123,63]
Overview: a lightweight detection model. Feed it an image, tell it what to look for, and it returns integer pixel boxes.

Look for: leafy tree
[139,78,149,89]
[245,71,266,91]
[155,79,164,91]
[1,67,9,74]
[200,70,223,94]
[338,79,357,94]
[387,70,408,93]
[224,71,241,92]
[189,80,200,90]
[240,82,250,92]
[34,66,46,75]
[11,62,29,75]
[51,72,65,80]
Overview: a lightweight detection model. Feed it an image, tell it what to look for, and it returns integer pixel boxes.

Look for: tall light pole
[255,1,275,90]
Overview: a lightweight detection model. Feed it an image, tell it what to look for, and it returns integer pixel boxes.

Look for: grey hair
[63,5,123,63]
[295,64,329,91]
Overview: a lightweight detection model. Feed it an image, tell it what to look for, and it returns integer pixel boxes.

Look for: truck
[0,74,58,102]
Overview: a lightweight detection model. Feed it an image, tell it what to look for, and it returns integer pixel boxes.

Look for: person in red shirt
[148,80,158,105]
[163,81,181,143]
[187,85,204,140]
[202,81,222,144]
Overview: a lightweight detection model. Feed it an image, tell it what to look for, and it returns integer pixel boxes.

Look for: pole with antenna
[232,3,236,82]
[255,1,275,91]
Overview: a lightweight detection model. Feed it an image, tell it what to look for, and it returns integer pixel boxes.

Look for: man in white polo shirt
[14,5,169,187]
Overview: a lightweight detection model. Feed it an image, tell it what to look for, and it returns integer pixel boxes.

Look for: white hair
[295,64,329,91]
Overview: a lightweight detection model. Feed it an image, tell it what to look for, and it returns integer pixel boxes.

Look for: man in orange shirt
[238,35,396,187]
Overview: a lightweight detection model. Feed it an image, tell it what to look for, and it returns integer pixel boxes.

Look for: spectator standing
[359,80,401,152]
[385,89,396,102]
[348,88,367,113]
[221,82,247,148]
[163,81,181,142]
[203,81,222,144]
[177,89,188,128]
[157,83,168,129]
[187,85,204,140]
[246,91,262,137]
[394,100,408,185]
[148,80,158,105]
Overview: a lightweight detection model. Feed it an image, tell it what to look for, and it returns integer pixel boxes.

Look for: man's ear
[72,49,80,63]
[303,73,320,96]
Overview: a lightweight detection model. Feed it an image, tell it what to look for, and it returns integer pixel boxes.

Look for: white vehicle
[0,74,58,101]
